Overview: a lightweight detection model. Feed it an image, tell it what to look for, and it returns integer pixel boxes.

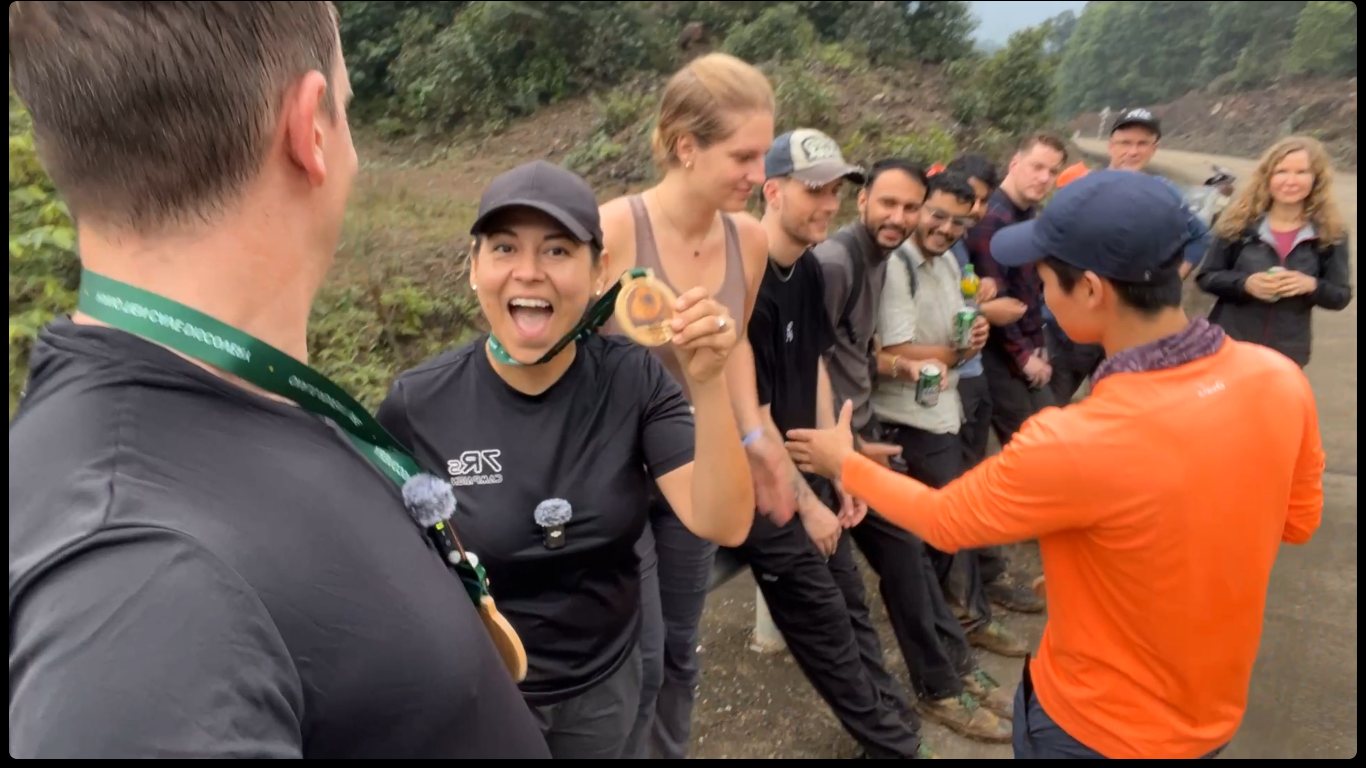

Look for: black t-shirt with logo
[376,333,695,704]
[751,252,837,436]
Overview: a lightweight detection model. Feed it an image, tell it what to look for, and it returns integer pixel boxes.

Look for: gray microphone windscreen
[402,473,456,528]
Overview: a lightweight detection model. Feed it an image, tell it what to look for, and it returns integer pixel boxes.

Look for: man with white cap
[736,128,935,759]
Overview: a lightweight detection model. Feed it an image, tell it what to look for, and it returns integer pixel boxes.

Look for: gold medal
[614,268,678,348]
[478,594,529,682]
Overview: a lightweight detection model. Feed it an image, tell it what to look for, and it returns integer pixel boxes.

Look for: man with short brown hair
[963,133,1067,443]
[9,2,547,759]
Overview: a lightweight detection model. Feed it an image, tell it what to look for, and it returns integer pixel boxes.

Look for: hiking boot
[917,693,1012,744]
[986,575,1046,614]
[963,668,1014,720]
[967,621,1030,658]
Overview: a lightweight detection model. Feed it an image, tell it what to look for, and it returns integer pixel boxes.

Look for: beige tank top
[609,194,748,402]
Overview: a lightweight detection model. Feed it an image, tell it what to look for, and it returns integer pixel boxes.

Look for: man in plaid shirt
[964,134,1068,444]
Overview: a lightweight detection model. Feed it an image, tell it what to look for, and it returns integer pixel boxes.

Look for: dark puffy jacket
[1196,220,1352,367]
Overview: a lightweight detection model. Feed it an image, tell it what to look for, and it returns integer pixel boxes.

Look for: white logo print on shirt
[785,321,795,343]
[447,449,504,487]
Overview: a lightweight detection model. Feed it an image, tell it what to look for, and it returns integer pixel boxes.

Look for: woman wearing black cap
[375,160,755,759]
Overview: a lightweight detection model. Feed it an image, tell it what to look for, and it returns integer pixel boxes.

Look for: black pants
[850,422,972,701]
[981,343,1057,446]
[1043,321,1105,405]
[951,376,1003,628]
[888,423,991,640]
[736,493,922,759]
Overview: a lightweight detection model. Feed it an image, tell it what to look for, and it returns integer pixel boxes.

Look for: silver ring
[717,315,727,330]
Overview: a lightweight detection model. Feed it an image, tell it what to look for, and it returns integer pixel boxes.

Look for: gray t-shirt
[8,319,551,759]
[813,223,891,433]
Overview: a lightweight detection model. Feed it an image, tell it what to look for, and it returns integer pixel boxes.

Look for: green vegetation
[1054,1,1357,115]
[9,91,78,416]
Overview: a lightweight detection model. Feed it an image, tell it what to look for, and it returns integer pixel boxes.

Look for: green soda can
[915,363,942,407]
[1268,266,1285,301]
[954,308,979,349]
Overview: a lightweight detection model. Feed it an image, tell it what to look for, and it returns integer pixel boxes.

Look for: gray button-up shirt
[874,240,967,435]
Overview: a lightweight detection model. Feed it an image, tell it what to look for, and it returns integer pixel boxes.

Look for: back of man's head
[9,1,341,235]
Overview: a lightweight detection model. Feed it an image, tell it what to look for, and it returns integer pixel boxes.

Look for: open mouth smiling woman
[375,159,755,759]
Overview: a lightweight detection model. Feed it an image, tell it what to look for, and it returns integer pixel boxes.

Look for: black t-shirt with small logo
[751,251,837,436]
[376,333,695,704]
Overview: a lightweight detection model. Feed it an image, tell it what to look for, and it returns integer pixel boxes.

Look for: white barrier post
[750,585,786,653]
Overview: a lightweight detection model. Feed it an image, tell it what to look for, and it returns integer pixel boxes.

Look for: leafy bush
[592,88,656,138]
[337,1,465,114]
[768,62,840,136]
[390,1,671,130]
[309,275,481,408]
[1283,1,1357,78]
[10,90,79,416]
[880,125,957,168]
[722,4,818,64]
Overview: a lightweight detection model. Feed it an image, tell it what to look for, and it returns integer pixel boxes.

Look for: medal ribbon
[76,269,491,604]
[486,268,650,366]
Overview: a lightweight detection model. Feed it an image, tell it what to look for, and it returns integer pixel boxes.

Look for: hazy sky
[970,0,1089,44]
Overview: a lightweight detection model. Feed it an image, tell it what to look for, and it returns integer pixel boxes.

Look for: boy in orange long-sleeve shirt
[787,170,1325,759]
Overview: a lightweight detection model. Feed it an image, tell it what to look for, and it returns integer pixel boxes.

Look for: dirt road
[690,143,1358,759]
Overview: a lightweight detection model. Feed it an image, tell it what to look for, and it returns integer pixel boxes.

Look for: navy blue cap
[989,170,1191,283]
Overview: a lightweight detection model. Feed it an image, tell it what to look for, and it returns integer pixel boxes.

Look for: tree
[974,25,1058,137]
[336,1,465,108]
[1042,10,1078,55]
[1053,0,1214,116]
[902,0,978,63]
[1197,1,1307,87]
[1283,1,1357,78]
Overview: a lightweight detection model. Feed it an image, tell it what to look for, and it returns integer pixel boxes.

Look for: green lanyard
[76,269,490,604]
[485,268,646,366]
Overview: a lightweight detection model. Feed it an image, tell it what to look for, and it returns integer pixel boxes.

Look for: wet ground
[686,144,1359,759]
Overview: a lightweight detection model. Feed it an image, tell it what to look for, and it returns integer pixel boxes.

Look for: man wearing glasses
[873,170,1030,661]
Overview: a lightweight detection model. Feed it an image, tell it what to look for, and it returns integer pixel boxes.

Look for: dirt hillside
[1070,76,1358,171]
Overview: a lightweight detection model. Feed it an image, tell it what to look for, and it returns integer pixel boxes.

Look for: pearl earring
[471,284,477,290]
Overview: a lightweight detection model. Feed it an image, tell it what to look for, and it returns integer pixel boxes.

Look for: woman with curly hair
[1196,135,1353,367]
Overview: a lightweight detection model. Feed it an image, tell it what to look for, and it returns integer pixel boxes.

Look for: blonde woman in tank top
[600,52,817,759]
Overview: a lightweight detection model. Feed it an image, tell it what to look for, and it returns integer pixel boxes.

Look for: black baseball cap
[989,170,1190,284]
[1110,108,1161,139]
[471,160,603,250]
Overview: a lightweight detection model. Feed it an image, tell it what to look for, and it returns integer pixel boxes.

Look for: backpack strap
[831,228,864,346]
[893,246,919,299]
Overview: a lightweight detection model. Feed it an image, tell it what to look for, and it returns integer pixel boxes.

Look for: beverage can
[1268,266,1285,301]
[954,308,979,349]
[915,364,941,407]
